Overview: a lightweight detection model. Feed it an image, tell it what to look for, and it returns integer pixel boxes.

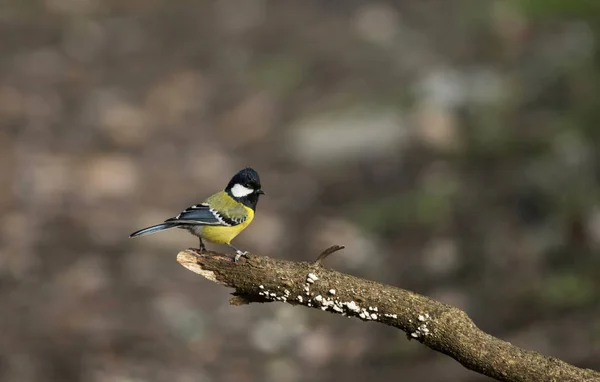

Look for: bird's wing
[165,192,249,227]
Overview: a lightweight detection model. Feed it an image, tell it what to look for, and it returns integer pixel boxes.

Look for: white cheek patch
[231,183,254,198]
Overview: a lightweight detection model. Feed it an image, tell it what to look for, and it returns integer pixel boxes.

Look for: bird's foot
[234,250,249,262]
[198,238,206,253]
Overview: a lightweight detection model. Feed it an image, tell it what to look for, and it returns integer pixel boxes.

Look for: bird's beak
[257,189,265,195]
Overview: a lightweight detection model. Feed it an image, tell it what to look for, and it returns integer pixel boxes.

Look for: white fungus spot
[345,301,360,312]
[297,296,303,303]
[314,295,323,302]
[410,314,432,338]
[370,313,378,320]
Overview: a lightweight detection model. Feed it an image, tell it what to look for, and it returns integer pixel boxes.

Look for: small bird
[129,167,264,261]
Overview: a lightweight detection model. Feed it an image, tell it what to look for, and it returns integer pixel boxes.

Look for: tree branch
[177,249,600,382]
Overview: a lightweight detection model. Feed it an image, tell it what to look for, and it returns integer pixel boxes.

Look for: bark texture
[177,249,600,382]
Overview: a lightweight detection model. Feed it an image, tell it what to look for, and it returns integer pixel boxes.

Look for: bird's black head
[225,167,264,210]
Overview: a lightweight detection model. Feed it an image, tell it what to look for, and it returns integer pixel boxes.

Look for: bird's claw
[234,250,249,262]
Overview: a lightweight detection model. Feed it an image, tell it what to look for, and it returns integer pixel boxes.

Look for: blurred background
[1,0,600,381]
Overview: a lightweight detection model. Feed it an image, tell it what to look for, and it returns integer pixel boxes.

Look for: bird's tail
[129,222,179,238]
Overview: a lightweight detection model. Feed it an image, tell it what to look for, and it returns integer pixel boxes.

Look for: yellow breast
[199,207,254,244]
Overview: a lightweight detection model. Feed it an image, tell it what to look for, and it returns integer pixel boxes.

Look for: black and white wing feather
[165,203,244,226]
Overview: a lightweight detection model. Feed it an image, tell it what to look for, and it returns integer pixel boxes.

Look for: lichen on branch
[176,249,600,382]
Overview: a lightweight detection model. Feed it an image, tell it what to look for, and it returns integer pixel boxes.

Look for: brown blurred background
[1,1,600,381]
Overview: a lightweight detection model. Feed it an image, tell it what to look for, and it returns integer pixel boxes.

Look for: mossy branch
[177,249,600,382]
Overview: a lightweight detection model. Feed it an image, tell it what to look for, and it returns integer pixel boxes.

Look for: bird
[129,167,264,261]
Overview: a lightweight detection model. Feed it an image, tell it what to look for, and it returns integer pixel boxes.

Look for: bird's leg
[198,237,206,253]
[227,243,248,262]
